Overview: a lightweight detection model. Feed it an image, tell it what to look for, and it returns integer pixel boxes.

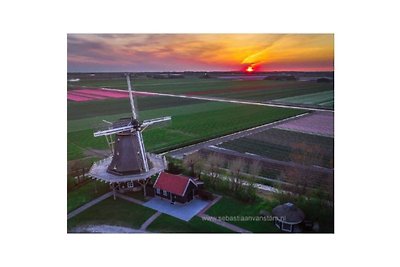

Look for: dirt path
[140,212,162,231]
[70,224,147,233]
[115,192,145,205]
[67,191,113,220]
[82,148,110,158]
[198,195,222,215]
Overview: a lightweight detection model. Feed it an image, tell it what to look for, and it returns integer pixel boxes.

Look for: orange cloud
[68,34,334,72]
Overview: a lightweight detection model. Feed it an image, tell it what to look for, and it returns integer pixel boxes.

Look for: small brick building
[153,172,203,204]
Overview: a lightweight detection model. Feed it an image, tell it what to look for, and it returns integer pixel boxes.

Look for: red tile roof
[153,172,193,196]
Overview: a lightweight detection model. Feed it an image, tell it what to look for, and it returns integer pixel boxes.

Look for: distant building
[153,172,203,204]
[199,72,211,79]
[152,73,185,79]
[264,75,297,81]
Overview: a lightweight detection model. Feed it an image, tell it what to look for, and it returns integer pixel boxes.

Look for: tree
[283,143,328,197]
[248,160,262,178]
[228,159,246,192]
[183,152,204,177]
[204,153,224,187]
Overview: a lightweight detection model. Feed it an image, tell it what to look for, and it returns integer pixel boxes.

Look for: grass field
[67,180,110,213]
[273,90,334,107]
[67,75,334,233]
[68,98,306,160]
[70,77,333,103]
[218,128,334,168]
[147,213,233,233]
[67,197,155,231]
[67,193,233,233]
[68,95,207,121]
[206,196,280,233]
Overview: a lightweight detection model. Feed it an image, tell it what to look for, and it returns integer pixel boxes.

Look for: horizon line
[67,70,334,74]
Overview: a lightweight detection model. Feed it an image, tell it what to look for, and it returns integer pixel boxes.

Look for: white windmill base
[88,153,167,199]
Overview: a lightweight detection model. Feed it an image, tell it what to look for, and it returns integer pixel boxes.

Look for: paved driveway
[143,197,210,221]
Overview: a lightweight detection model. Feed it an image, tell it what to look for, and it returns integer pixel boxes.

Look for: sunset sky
[68,34,334,72]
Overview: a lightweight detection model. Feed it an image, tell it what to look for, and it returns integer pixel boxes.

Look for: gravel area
[70,224,146,233]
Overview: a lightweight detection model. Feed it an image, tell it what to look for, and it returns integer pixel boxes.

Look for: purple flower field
[275,112,334,137]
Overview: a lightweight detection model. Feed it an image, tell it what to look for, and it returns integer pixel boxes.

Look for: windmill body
[88,74,170,197]
[108,129,147,175]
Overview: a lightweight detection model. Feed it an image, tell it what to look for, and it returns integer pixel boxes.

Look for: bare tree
[284,143,327,197]
[248,160,262,178]
[246,160,262,188]
[228,159,246,192]
[204,153,224,187]
[183,152,204,177]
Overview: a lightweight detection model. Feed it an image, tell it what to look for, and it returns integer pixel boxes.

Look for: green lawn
[67,197,155,231]
[67,141,85,160]
[147,213,233,233]
[206,196,280,233]
[67,180,110,213]
[67,100,306,160]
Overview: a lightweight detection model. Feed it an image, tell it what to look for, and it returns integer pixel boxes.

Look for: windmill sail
[142,116,171,130]
[93,118,133,137]
[126,74,138,120]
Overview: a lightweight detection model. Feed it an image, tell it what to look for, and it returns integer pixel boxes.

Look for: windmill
[88,73,170,198]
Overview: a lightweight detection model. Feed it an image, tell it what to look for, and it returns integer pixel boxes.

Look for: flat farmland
[67,96,306,160]
[218,128,334,168]
[273,90,334,108]
[69,77,333,103]
[68,95,207,120]
[275,112,334,137]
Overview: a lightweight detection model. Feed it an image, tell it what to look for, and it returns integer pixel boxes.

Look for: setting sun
[246,66,254,72]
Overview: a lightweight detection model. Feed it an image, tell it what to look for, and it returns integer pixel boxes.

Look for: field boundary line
[99,87,334,113]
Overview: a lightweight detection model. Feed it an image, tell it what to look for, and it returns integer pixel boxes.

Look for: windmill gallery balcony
[88,153,167,184]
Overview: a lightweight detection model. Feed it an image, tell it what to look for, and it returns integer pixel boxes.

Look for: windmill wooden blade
[142,116,171,130]
[94,118,133,137]
[126,74,138,120]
